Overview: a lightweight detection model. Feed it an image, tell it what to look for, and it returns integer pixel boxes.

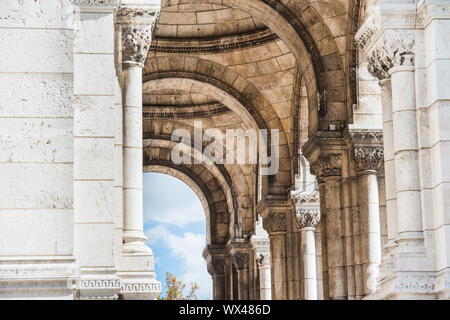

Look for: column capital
[310,153,342,182]
[116,5,160,67]
[262,212,287,234]
[231,252,250,270]
[295,208,320,230]
[347,129,384,174]
[256,253,270,268]
[203,245,228,276]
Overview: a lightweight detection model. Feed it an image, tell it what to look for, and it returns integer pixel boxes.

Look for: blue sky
[143,172,212,299]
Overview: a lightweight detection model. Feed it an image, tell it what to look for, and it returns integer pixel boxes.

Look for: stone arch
[143,137,256,240]
[143,56,292,195]
[160,0,348,133]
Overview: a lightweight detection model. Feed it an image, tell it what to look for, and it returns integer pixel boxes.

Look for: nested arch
[143,56,292,195]
[160,0,348,133]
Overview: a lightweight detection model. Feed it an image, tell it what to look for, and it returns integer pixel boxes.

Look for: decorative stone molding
[417,0,450,27]
[353,146,384,173]
[310,153,342,181]
[263,212,287,234]
[79,277,121,300]
[73,0,119,6]
[291,191,319,206]
[121,26,153,66]
[121,282,161,294]
[116,6,160,24]
[355,24,380,51]
[295,209,320,230]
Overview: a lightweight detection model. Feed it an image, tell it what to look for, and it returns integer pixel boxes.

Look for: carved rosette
[310,153,342,182]
[232,252,250,270]
[367,30,416,81]
[353,145,384,174]
[295,209,320,230]
[262,212,287,234]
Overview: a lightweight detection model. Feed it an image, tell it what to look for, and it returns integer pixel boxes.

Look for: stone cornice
[295,209,320,229]
[150,28,279,54]
[417,0,450,27]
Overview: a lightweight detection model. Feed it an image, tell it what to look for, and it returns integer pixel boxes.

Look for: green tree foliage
[158,272,199,300]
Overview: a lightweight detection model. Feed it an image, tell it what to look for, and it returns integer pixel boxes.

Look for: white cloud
[145,201,205,227]
[146,225,213,299]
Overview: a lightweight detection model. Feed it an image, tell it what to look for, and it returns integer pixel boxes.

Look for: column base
[0,256,79,300]
[77,267,121,300]
[117,243,161,299]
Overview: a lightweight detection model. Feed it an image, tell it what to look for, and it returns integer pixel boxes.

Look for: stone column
[251,224,271,300]
[256,253,272,300]
[203,245,228,300]
[228,243,253,300]
[73,0,121,300]
[295,209,320,300]
[352,141,384,296]
[311,153,347,299]
[115,3,161,299]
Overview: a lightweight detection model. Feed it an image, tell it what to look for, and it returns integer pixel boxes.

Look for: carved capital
[207,258,226,276]
[256,253,270,268]
[353,145,384,173]
[116,5,160,24]
[263,212,287,234]
[121,26,153,66]
[310,153,342,181]
[232,252,250,270]
[295,209,320,229]
[367,30,415,80]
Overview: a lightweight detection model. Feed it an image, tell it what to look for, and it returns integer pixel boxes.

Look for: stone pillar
[295,209,320,300]
[257,199,291,300]
[72,0,122,300]
[311,153,347,299]
[203,245,229,300]
[250,222,271,300]
[256,254,272,300]
[228,242,253,300]
[351,140,384,296]
[115,3,161,299]
[360,18,434,297]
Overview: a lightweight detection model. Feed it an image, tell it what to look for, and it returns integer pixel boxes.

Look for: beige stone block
[74,95,115,137]
[74,138,114,180]
[75,12,114,54]
[74,180,114,223]
[73,223,114,266]
[73,54,115,95]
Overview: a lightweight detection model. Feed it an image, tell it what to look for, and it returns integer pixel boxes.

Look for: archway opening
[143,172,212,299]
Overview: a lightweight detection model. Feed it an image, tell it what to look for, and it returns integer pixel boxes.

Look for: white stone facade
[0,0,449,300]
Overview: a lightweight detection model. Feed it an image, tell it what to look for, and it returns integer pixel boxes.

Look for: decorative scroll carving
[295,209,320,229]
[353,146,384,173]
[263,212,287,234]
[121,26,153,66]
[310,153,342,181]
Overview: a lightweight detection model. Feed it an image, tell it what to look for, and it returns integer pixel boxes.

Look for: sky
[143,172,213,300]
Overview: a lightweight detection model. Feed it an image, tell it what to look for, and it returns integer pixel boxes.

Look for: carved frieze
[295,209,320,229]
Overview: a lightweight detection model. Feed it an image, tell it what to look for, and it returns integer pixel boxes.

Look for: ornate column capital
[116,5,160,67]
[231,252,250,270]
[310,153,342,182]
[295,209,320,230]
[203,245,228,276]
[353,145,384,174]
[262,212,287,234]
